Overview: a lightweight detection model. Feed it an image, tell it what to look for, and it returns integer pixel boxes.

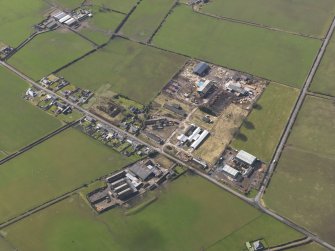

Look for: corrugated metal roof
[222,164,240,178]
[236,150,256,165]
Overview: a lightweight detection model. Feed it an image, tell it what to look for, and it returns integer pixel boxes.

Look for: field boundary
[180,2,323,40]
[0,120,79,166]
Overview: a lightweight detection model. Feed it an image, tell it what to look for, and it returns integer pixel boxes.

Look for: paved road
[2,16,335,249]
[269,237,311,251]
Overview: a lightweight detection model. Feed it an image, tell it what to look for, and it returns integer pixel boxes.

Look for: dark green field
[60,37,187,104]
[2,175,302,251]
[233,83,299,162]
[201,0,335,38]
[0,66,61,153]
[8,30,94,80]
[0,128,137,223]
[265,96,335,245]
[310,33,335,97]
[153,5,320,88]
[121,0,175,42]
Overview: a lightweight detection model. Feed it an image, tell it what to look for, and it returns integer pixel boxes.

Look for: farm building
[236,150,257,166]
[226,81,248,96]
[221,164,240,179]
[197,80,213,97]
[177,124,209,149]
[164,103,187,117]
[193,62,210,76]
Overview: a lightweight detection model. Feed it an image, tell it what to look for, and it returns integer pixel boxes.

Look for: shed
[193,62,210,76]
[222,164,240,178]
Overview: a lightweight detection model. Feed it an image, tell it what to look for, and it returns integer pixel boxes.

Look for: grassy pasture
[201,0,335,38]
[153,6,320,88]
[60,37,187,104]
[8,30,94,80]
[0,128,137,223]
[3,175,302,251]
[120,0,175,42]
[290,243,329,251]
[0,0,51,46]
[0,237,15,251]
[310,33,335,97]
[0,66,61,153]
[232,83,299,162]
[79,7,124,45]
[88,0,138,14]
[265,96,335,245]
[46,0,83,10]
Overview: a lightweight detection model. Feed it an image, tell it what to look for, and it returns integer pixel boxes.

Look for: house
[193,62,210,76]
[26,88,37,98]
[252,240,265,251]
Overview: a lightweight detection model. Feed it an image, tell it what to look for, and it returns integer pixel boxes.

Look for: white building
[236,150,256,166]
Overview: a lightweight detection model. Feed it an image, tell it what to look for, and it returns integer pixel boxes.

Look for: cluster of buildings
[216,149,257,182]
[40,75,93,105]
[177,124,210,150]
[80,116,152,157]
[51,8,92,28]
[87,159,170,213]
[24,87,72,115]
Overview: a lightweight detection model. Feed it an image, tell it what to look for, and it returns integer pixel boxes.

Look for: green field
[46,0,83,10]
[200,0,335,38]
[0,237,15,251]
[89,0,138,13]
[0,128,137,223]
[265,96,335,245]
[290,243,328,251]
[310,33,335,97]
[153,5,320,88]
[60,37,186,104]
[79,6,124,44]
[0,66,61,153]
[232,83,299,162]
[0,0,51,46]
[2,175,302,251]
[120,0,175,42]
[8,30,94,80]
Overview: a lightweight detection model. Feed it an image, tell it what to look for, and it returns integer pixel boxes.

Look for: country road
[1,15,335,249]
[254,16,335,251]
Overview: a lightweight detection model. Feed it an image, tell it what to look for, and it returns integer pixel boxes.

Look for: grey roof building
[193,62,210,76]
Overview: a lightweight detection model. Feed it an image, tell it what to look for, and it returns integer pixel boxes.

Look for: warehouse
[236,150,257,166]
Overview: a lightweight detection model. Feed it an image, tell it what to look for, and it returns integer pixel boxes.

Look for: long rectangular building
[191,130,209,149]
